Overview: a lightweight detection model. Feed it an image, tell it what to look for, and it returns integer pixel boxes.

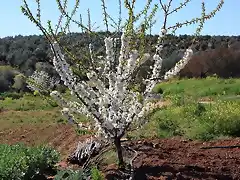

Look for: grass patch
[0,92,89,131]
[0,94,57,111]
[1,77,240,142]
[99,149,118,166]
[0,109,90,131]
[127,118,158,140]
[0,109,63,126]
[150,100,240,141]
[154,77,240,100]
[145,77,240,140]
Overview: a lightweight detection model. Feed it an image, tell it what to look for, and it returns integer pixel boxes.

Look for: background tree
[0,66,19,92]
[12,74,27,93]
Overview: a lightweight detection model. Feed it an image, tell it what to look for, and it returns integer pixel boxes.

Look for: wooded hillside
[0,32,240,93]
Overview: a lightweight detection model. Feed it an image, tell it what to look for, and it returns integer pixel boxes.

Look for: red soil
[105,138,240,179]
[1,124,240,179]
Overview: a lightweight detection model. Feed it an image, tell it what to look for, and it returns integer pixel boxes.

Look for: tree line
[0,32,240,93]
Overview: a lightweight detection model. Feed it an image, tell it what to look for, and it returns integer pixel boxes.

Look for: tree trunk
[114,137,125,169]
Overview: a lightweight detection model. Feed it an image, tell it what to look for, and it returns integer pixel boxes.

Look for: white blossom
[30,30,193,142]
[27,70,59,93]
[164,48,193,80]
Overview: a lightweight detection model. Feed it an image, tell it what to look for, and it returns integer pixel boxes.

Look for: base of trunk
[114,137,125,169]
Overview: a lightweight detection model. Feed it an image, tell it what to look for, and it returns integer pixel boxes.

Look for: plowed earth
[105,138,240,179]
[0,124,240,179]
[0,124,89,159]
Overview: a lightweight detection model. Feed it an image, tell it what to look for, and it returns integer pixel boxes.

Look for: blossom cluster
[27,70,59,93]
[164,48,193,80]
[50,90,91,130]
[39,29,193,141]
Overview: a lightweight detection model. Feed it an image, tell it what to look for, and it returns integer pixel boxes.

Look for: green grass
[99,149,118,166]
[153,77,240,100]
[0,94,57,111]
[1,77,240,142]
[129,77,240,141]
[0,93,89,130]
[137,100,240,141]
[0,109,64,126]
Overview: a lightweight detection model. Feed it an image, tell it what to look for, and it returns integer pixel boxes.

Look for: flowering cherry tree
[27,70,60,94]
[49,30,194,166]
[22,0,224,168]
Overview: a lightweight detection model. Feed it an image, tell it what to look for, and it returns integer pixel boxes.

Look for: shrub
[54,169,87,180]
[0,144,59,180]
[12,73,27,92]
[0,66,19,92]
[54,167,104,180]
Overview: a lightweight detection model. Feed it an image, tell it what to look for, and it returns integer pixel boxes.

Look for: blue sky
[0,0,238,38]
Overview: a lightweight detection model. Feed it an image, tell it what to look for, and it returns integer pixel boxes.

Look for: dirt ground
[1,125,240,179]
[105,138,240,180]
[0,124,89,160]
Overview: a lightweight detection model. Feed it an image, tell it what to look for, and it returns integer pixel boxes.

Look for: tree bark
[114,137,125,169]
